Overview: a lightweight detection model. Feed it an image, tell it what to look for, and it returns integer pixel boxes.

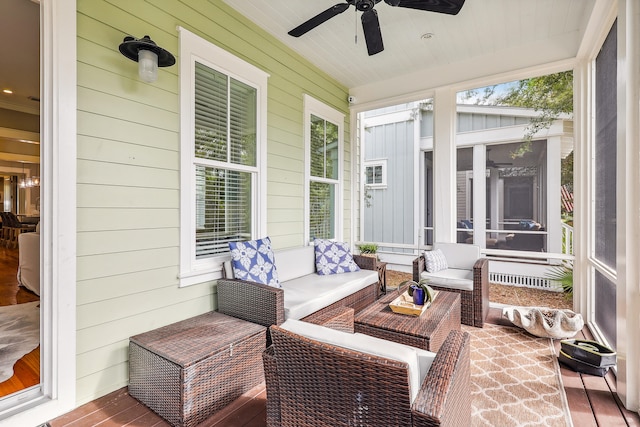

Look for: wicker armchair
[413,242,489,327]
[263,322,470,427]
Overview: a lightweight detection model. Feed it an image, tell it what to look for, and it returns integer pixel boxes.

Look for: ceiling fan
[288,0,466,56]
[486,149,513,168]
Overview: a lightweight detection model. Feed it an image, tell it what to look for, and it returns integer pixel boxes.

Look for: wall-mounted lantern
[118,35,176,83]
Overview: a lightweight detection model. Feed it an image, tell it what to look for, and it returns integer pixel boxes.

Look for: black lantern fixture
[118,35,176,83]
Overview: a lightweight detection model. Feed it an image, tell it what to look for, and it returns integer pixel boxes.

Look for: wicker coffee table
[354,289,461,352]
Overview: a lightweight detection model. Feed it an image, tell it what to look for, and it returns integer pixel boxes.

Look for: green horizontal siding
[74,0,350,405]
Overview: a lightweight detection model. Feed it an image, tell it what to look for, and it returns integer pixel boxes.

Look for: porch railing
[561,223,574,256]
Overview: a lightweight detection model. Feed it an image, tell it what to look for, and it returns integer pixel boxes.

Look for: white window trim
[364,159,387,188]
[303,95,345,243]
[178,27,268,287]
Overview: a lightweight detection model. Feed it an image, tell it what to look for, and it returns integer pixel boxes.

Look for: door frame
[0,1,77,424]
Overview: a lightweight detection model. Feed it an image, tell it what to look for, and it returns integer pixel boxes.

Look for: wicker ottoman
[129,311,267,427]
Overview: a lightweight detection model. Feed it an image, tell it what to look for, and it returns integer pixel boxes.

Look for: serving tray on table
[388,290,438,317]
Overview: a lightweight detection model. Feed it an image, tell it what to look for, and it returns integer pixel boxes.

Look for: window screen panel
[310,114,325,178]
[195,63,228,162]
[373,165,382,183]
[365,165,383,184]
[594,20,617,269]
[230,78,257,166]
[309,181,335,239]
[195,165,252,258]
[365,166,374,184]
[325,120,339,180]
[595,270,617,349]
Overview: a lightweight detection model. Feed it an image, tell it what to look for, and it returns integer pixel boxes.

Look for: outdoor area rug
[463,323,573,427]
[0,301,39,383]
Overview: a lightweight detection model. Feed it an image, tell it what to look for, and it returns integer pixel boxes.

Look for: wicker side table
[129,312,267,427]
[376,261,388,295]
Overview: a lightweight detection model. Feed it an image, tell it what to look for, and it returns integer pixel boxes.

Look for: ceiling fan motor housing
[350,0,381,11]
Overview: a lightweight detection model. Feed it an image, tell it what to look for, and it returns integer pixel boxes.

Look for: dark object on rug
[559,339,616,376]
[560,339,616,367]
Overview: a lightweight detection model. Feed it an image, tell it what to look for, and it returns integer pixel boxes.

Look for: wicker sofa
[217,245,379,328]
[413,242,489,327]
[263,319,471,426]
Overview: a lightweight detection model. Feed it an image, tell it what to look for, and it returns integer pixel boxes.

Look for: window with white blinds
[179,27,268,287]
[304,95,344,242]
[194,63,257,259]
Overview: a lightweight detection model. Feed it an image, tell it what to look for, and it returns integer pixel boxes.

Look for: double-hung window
[304,95,344,242]
[179,28,268,286]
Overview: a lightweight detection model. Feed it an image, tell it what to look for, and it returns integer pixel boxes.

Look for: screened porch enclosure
[455,140,549,253]
[361,103,572,258]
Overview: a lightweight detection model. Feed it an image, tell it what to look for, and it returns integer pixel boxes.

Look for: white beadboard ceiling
[223,0,598,101]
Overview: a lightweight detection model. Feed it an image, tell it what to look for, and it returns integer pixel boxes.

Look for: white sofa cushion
[222,244,378,320]
[222,245,317,281]
[282,269,378,320]
[420,268,473,291]
[280,319,435,402]
[273,245,316,282]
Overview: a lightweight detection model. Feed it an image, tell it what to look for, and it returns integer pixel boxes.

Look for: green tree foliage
[462,71,574,158]
[462,71,575,221]
[497,71,573,149]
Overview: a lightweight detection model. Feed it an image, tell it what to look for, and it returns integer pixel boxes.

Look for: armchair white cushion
[434,242,480,270]
[17,231,40,295]
[415,242,489,327]
[280,318,435,402]
[420,243,480,291]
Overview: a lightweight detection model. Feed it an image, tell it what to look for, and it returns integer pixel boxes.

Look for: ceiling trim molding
[349,57,577,113]
[0,99,40,115]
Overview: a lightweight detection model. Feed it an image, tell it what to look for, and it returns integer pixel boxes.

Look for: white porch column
[489,166,500,236]
[572,60,590,341]
[414,105,423,249]
[472,144,486,247]
[433,88,456,244]
[616,0,640,411]
[547,136,562,254]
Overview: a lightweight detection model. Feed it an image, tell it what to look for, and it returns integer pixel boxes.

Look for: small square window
[364,160,387,188]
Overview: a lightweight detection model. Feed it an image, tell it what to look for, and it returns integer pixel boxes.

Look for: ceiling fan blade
[487,161,513,167]
[288,3,350,37]
[361,9,384,55]
[384,0,465,15]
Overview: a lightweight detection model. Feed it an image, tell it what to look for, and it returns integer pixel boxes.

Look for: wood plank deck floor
[48,307,640,427]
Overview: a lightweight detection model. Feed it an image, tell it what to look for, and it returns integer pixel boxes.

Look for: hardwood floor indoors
[0,245,40,399]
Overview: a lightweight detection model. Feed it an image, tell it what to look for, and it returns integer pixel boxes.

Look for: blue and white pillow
[424,249,448,273]
[314,239,361,275]
[229,237,280,288]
